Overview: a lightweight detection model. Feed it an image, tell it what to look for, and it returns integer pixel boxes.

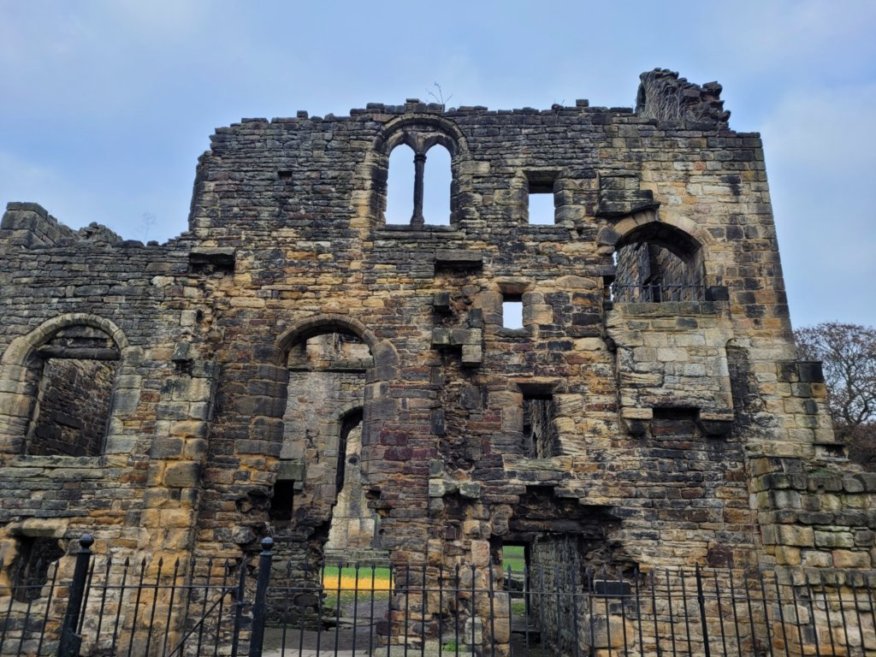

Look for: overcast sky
[1,0,874,329]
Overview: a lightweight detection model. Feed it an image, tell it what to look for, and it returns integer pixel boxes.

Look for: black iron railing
[3,535,876,656]
[610,283,705,303]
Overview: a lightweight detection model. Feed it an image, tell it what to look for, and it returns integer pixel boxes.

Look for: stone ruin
[1,69,875,653]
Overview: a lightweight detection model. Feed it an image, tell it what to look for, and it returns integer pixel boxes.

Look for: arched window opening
[378,122,460,228]
[386,144,416,225]
[422,144,451,226]
[25,325,120,456]
[612,224,704,302]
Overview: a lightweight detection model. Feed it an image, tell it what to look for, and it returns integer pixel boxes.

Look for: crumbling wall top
[1,202,123,249]
[636,68,730,130]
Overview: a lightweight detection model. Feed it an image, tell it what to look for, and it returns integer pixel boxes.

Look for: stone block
[814,531,854,549]
[470,540,490,566]
[150,437,184,458]
[777,525,814,547]
[800,550,833,568]
[460,482,481,499]
[276,460,305,481]
[434,249,483,269]
[431,328,451,346]
[461,344,482,366]
[622,407,653,420]
[832,549,871,568]
[164,462,201,488]
[19,518,68,538]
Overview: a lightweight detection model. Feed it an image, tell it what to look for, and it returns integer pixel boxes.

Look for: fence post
[230,558,247,657]
[57,534,93,657]
[248,537,274,657]
[695,565,711,657]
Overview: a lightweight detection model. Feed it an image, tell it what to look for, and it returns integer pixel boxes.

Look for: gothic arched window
[376,118,464,228]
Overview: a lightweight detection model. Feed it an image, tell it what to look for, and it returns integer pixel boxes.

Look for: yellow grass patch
[322,573,391,591]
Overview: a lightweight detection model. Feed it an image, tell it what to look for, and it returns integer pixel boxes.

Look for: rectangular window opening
[12,536,64,603]
[527,191,556,225]
[522,392,558,458]
[652,406,699,439]
[502,297,524,330]
[526,175,557,225]
[500,543,528,575]
[269,479,296,522]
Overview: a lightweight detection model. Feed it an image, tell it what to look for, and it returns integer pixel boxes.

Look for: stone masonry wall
[0,69,870,654]
[28,358,117,456]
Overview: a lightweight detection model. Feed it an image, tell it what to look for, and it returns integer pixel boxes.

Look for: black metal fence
[4,535,876,657]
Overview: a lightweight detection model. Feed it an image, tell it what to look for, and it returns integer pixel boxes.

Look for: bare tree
[795,322,876,467]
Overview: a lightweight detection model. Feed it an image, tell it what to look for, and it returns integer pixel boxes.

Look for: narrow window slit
[522,393,559,458]
[269,480,296,522]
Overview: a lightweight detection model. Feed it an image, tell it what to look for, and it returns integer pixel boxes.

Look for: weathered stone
[164,462,200,488]
[815,531,855,549]
[0,69,871,655]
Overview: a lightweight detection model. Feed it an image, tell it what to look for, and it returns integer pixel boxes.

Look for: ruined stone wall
[0,69,869,654]
[0,203,215,581]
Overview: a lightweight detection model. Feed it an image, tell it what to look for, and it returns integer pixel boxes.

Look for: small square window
[502,297,523,329]
[527,191,555,225]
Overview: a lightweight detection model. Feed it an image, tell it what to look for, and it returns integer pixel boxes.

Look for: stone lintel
[189,247,236,269]
[434,249,483,269]
[277,459,306,483]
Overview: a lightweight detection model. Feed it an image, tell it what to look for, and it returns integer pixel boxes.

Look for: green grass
[501,545,526,574]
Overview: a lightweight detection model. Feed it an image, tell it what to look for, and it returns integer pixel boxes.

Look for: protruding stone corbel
[621,407,653,436]
[696,410,734,437]
[431,310,484,366]
[432,291,451,313]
